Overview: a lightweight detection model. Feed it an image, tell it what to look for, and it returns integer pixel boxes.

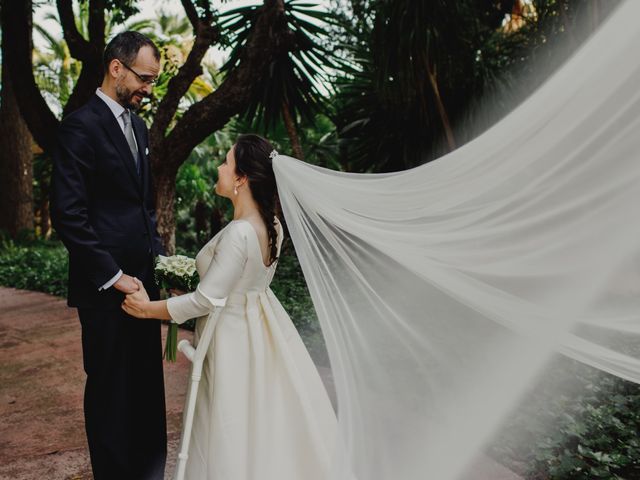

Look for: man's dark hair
[103,31,160,72]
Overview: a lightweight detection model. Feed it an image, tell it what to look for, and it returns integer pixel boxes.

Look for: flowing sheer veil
[272,1,640,478]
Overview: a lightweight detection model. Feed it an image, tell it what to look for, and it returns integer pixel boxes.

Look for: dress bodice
[167,217,284,324]
[196,218,283,294]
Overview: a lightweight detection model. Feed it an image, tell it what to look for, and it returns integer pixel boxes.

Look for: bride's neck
[231,194,260,221]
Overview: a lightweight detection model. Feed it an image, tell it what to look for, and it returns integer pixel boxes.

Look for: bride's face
[215,146,241,198]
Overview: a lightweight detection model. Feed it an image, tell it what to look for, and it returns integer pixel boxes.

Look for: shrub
[490,356,640,479]
[0,235,320,335]
[0,237,68,297]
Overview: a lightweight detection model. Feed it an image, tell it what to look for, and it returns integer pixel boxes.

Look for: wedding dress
[166,218,337,479]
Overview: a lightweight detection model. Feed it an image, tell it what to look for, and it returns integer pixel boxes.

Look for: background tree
[329,0,522,172]
[3,0,334,253]
[328,0,621,173]
[1,0,621,245]
[0,0,35,238]
[220,0,336,159]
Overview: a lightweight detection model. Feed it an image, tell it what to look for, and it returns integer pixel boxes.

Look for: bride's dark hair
[233,134,281,266]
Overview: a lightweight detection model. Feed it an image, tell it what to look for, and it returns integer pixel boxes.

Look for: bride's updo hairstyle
[233,134,280,266]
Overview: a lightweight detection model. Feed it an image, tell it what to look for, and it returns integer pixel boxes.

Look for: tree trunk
[427,61,456,152]
[149,1,291,251]
[0,50,34,238]
[39,197,52,239]
[2,0,58,154]
[194,200,208,245]
[154,165,179,255]
[282,100,304,160]
[63,59,104,117]
[38,160,52,239]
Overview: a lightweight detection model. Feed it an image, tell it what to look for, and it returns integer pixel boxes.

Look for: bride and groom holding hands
[50,31,336,479]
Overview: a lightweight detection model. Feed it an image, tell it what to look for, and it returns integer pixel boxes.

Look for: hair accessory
[269,149,279,160]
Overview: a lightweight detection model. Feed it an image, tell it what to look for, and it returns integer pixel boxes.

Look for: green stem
[163,322,178,362]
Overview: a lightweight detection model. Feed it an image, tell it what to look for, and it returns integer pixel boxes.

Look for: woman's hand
[122,278,151,318]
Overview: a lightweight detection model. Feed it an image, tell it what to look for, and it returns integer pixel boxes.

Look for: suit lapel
[90,96,142,197]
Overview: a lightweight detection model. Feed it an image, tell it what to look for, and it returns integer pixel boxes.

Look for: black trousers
[77,306,167,479]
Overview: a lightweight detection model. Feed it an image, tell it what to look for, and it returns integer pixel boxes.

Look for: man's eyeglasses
[119,60,158,86]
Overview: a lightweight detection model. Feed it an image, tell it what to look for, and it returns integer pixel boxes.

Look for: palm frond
[219,0,338,133]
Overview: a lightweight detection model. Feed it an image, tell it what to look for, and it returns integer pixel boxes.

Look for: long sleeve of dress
[166,223,248,324]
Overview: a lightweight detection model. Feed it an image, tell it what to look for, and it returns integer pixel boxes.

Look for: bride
[121,134,337,479]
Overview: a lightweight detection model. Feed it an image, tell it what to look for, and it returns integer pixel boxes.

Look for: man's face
[114,45,160,110]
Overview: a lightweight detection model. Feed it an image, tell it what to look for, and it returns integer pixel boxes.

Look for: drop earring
[234,186,238,195]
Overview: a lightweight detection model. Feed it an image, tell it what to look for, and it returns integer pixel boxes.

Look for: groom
[50,32,167,479]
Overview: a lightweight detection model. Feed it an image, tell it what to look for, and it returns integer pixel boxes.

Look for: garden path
[0,287,522,480]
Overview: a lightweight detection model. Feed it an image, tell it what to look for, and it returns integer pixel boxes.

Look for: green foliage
[271,247,327,364]
[176,163,214,209]
[33,13,82,116]
[490,357,640,479]
[220,0,337,132]
[174,130,235,255]
[269,244,318,333]
[0,236,68,297]
[80,0,139,25]
[232,110,341,168]
[140,45,181,121]
[329,0,622,173]
[331,0,508,172]
[0,233,318,336]
[132,11,220,125]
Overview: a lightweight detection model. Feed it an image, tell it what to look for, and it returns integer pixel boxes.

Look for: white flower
[155,254,196,278]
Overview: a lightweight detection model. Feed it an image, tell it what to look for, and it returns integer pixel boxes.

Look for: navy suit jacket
[51,94,165,309]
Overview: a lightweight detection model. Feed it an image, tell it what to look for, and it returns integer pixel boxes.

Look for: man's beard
[115,83,145,111]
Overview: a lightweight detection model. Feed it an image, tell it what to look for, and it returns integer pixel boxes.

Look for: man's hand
[122,278,151,319]
[113,274,140,294]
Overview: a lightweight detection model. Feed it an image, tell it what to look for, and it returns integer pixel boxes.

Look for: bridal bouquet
[154,255,198,362]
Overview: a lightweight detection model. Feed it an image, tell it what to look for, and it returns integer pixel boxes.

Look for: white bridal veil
[272,1,640,478]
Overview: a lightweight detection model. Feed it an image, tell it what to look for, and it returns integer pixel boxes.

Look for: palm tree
[33,13,81,115]
[332,0,491,172]
[329,1,518,172]
[333,0,625,174]
[220,0,337,159]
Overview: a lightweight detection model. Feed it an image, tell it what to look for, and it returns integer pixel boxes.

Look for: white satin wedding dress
[166,217,337,479]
